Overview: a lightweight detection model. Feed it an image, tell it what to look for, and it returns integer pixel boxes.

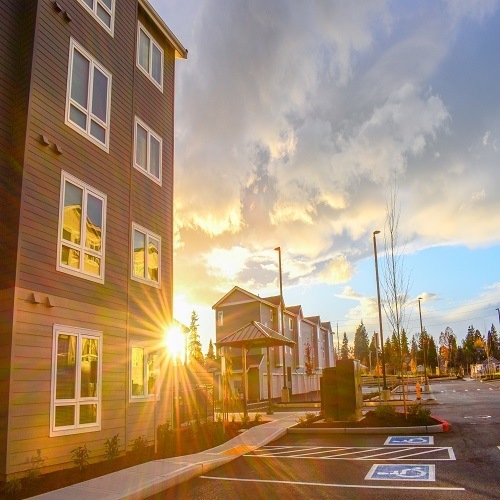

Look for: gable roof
[212,286,278,309]
[287,305,302,317]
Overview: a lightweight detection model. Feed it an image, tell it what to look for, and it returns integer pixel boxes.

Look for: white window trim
[137,22,164,92]
[131,222,161,288]
[129,340,160,402]
[76,0,115,36]
[65,38,112,152]
[134,116,162,185]
[50,324,103,437]
[57,171,107,283]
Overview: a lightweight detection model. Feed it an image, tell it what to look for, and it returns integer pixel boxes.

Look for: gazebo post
[242,345,248,418]
[266,346,273,414]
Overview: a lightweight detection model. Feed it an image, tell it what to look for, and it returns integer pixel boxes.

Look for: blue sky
[151,0,500,350]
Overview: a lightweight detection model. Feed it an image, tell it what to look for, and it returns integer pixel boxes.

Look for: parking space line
[200,475,465,491]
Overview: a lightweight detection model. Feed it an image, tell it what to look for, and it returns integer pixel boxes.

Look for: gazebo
[216,321,295,417]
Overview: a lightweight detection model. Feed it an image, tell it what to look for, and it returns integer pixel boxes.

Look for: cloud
[157,0,500,316]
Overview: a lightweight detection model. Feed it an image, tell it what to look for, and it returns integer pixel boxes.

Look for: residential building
[0,0,186,479]
[212,286,336,401]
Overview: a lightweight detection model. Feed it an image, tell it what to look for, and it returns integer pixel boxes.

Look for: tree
[439,327,456,373]
[487,324,499,359]
[187,310,204,366]
[341,332,350,360]
[427,336,438,372]
[381,181,412,375]
[304,342,314,400]
[353,321,370,364]
[206,338,216,361]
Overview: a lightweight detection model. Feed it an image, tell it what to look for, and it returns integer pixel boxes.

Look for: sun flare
[165,326,185,360]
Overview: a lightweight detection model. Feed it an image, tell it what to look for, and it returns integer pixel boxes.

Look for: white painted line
[385,436,434,446]
[366,464,435,481]
[246,446,455,461]
[200,475,466,491]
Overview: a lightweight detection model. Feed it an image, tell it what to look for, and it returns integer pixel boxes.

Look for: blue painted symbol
[384,436,433,446]
[366,464,435,481]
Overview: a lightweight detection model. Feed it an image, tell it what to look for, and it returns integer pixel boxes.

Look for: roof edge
[139,0,188,59]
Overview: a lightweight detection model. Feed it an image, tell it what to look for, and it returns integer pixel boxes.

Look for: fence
[178,384,214,425]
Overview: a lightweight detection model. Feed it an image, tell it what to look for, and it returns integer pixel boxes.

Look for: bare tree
[381,181,412,414]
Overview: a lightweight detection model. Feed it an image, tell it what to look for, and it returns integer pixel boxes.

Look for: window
[50,325,102,436]
[77,0,115,35]
[289,318,293,330]
[134,117,162,184]
[137,22,163,91]
[57,172,106,283]
[217,311,223,326]
[270,309,273,322]
[131,223,161,287]
[130,342,159,400]
[66,39,112,150]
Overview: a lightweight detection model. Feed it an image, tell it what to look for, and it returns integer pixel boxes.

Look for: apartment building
[0,0,186,479]
[212,286,336,401]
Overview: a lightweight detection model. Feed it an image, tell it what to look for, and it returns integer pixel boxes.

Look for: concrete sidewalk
[31,412,301,500]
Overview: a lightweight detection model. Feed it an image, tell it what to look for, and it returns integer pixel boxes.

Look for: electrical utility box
[321,359,363,421]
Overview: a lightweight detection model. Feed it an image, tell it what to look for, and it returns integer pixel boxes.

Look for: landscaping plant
[104,434,120,461]
[71,444,90,472]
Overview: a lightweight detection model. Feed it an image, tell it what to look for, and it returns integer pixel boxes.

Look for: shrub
[104,434,120,461]
[240,414,250,428]
[24,449,46,485]
[131,435,149,453]
[157,421,174,457]
[2,477,23,496]
[297,412,318,427]
[254,413,262,423]
[407,404,432,425]
[71,444,90,472]
[374,404,397,423]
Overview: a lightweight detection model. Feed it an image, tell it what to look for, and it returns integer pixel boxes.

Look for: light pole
[418,297,429,389]
[372,230,388,393]
[275,246,289,402]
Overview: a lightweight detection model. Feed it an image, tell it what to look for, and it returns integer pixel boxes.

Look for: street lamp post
[418,297,429,389]
[275,246,289,403]
[372,230,388,394]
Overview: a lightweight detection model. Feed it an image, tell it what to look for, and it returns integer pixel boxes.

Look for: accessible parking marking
[385,436,434,446]
[366,464,435,481]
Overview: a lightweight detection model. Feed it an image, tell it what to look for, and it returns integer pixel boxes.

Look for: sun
[165,326,185,360]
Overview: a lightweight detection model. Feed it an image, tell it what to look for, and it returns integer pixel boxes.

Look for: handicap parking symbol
[366,464,435,481]
[384,435,434,446]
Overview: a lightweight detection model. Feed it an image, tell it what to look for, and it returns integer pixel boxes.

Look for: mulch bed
[0,420,268,499]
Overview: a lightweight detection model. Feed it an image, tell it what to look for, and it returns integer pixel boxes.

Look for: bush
[104,434,120,461]
[407,404,432,425]
[240,414,251,428]
[297,412,318,427]
[3,476,23,496]
[24,449,46,485]
[374,404,397,423]
[254,413,262,423]
[71,444,90,472]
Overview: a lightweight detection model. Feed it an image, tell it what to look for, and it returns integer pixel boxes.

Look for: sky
[151,0,500,352]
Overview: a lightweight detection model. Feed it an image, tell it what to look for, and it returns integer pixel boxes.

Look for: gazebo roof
[216,321,295,349]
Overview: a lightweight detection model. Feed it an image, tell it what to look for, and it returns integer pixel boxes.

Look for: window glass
[136,123,148,169]
[131,346,145,396]
[66,40,111,149]
[59,172,106,282]
[133,229,146,278]
[83,0,93,7]
[71,51,89,108]
[132,224,161,286]
[78,0,113,33]
[92,67,108,122]
[152,44,162,85]
[56,334,77,400]
[137,23,163,91]
[150,135,160,178]
[148,237,159,282]
[97,5,111,27]
[63,182,83,244]
[52,326,102,435]
[139,30,150,72]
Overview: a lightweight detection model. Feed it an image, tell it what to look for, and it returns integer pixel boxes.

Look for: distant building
[0,0,186,479]
[212,286,336,401]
